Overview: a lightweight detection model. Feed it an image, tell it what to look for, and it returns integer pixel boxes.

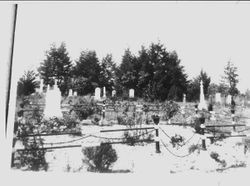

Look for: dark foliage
[72,50,102,95]
[17,70,39,97]
[14,137,48,171]
[82,143,118,172]
[116,42,188,101]
[170,134,185,148]
[186,70,211,102]
[38,42,73,95]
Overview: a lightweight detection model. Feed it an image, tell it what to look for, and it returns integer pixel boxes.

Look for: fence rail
[100,127,155,133]
[206,124,246,128]
[15,144,82,152]
[207,135,246,139]
[17,131,82,138]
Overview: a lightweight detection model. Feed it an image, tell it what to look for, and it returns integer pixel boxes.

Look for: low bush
[13,137,48,171]
[91,114,101,125]
[117,116,124,125]
[188,144,201,154]
[39,117,80,135]
[161,101,180,121]
[70,96,99,120]
[82,143,118,172]
[17,115,81,136]
[210,151,227,167]
[123,131,140,146]
[170,134,185,148]
[117,115,135,127]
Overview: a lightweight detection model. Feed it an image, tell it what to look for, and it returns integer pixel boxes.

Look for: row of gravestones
[36,80,135,100]
[38,80,233,104]
[94,87,134,101]
[37,79,237,105]
[215,93,232,104]
[39,78,241,119]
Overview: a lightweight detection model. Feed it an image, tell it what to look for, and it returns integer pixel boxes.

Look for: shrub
[63,114,78,129]
[170,134,185,148]
[123,131,140,146]
[18,122,36,136]
[70,96,99,120]
[17,70,39,97]
[145,132,154,141]
[210,151,227,167]
[117,116,124,125]
[91,114,101,125]
[188,144,201,154]
[161,101,180,120]
[13,137,48,171]
[39,116,80,135]
[210,151,219,161]
[194,117,202,134]
[117,114,135,127]
[82,143,118,172]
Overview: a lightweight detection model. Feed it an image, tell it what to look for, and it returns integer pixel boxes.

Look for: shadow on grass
[216,163,247,172]
[106,169,132,173]
[88,169,132,173]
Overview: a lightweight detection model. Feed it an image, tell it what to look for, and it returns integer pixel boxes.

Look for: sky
[1,1,250,92]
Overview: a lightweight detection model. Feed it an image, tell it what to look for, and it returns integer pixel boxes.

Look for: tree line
[17,41,240,102]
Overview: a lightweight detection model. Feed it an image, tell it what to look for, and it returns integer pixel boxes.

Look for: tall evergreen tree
[137,46,152,97]
[99,54,117,95]
[116,42,188,101]
[38,42,72,95]
[116,49,139,97]
[145,42,188,101]
[73,50,102,95]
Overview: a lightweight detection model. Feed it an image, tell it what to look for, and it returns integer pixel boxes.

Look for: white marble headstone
[183,94,186,104]
[227,95,232,104]
[103,87,106,99]
[215,93,221,103]
[39,79,44,93]
[112,90,116,97]
[95,87,101,100]
[129,89,134,98]
[68,89,73,96]
[73,91,78,96]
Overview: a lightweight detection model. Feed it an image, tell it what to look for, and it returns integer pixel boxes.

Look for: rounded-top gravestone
[95,87,101,100]
[129,89,134,98]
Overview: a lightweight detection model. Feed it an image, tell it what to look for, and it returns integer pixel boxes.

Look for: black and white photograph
[1,1,250,185]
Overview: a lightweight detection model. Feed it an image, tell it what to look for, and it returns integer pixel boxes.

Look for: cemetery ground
[12,94,250,175]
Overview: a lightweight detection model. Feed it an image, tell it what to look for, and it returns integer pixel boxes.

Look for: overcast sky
[1,1,250,92]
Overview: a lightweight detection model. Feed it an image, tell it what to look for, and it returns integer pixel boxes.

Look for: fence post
[200,115,206,150]
[200,124,206,150]
[152,115,160,153]
[194,104,198,117]
[210,136,214,144]
[244,144,248,155]
[243,134,249,155]
[101,101,106,125]
[231,109,236,131]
